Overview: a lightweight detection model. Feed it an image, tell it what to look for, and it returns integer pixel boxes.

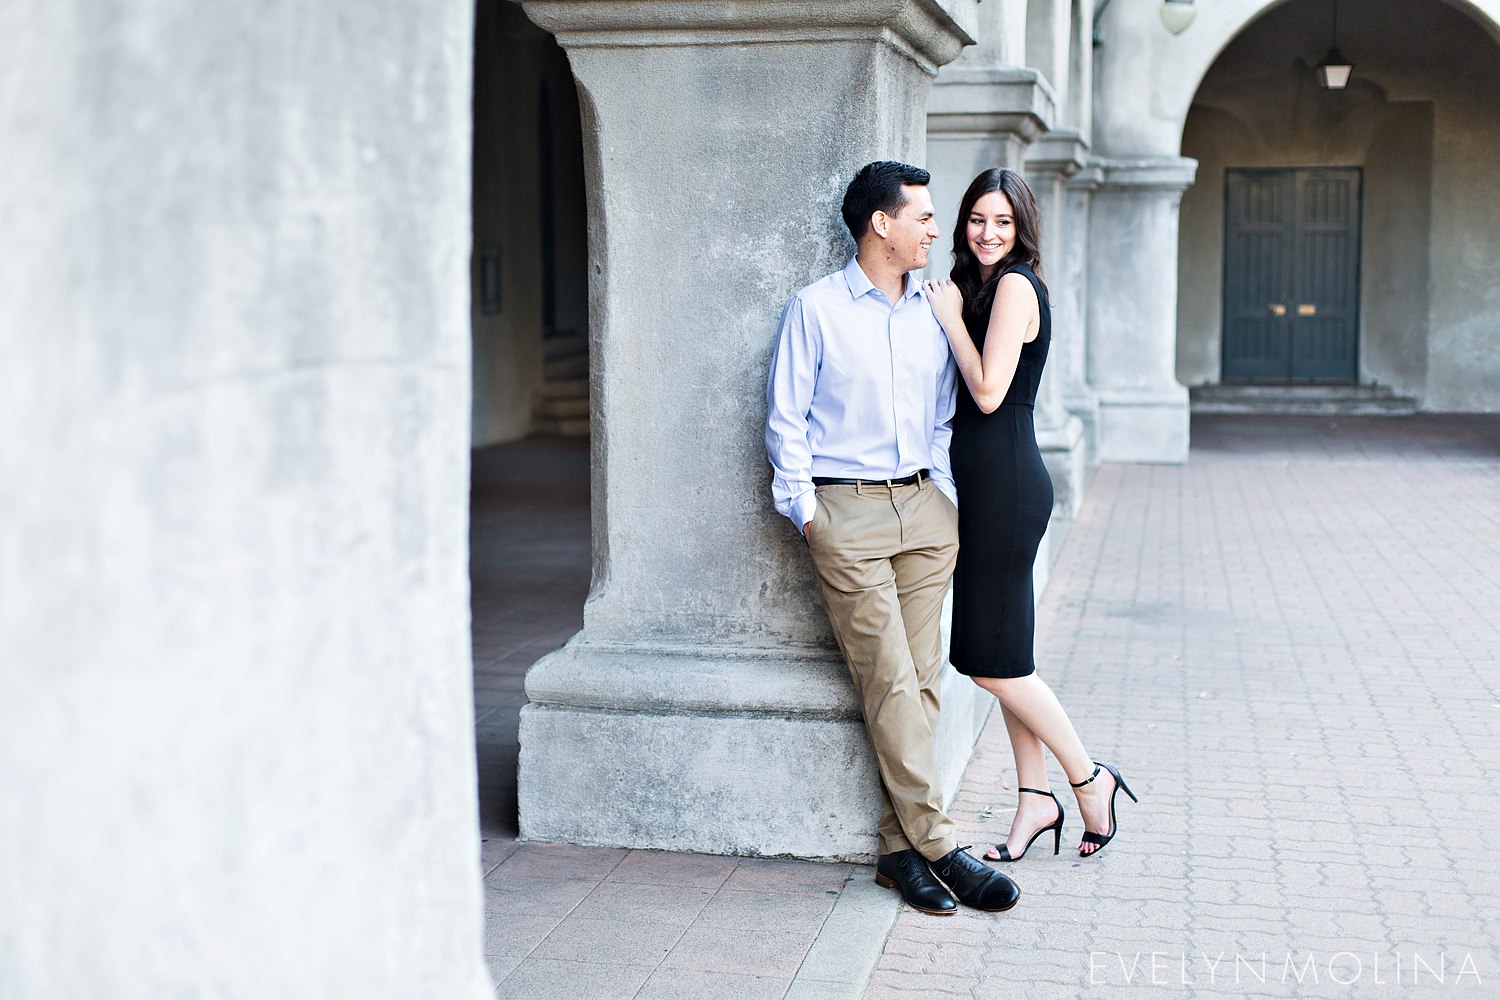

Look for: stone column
[923,0,1048,245]
[516,0,981,860]
[1087,157,1198,463]
[1024,131,1089,557]
[2,4,491,997]
[1061,163,1104,463]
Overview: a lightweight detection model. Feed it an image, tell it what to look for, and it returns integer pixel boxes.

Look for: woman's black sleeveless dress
[949,264,1053,678]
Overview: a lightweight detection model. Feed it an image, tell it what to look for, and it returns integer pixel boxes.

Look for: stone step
[544,354,589,380]
[532,415,590,437]
[537,395,590,419]
[542,331,588,361]
[1190,384,1419,416]
[538,378,588,400]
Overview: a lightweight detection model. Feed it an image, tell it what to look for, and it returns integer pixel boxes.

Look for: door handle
[1297,304,1317,316]
[1267,304,1287,317]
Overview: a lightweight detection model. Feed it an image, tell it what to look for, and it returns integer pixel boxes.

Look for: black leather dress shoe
[875,849,957,915]
[932,846,1021,912]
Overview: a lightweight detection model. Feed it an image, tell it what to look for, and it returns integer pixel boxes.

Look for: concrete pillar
[1023,131,1090,565]
[924,0,1054,248]
[1,3,491,997]
[1061,163,1103,458]
[515,0,983,860]
[1087,157,1198,463]
[926,66,1055,242]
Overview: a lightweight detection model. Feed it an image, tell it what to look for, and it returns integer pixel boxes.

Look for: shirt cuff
[794,492,818,534]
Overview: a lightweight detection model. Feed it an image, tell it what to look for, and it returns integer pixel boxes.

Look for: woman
[924,168,1136,861]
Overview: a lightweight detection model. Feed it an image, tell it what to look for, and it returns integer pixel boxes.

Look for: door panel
[1290,171,1360,380]
[1222,168,1361,382]
[1222,172,1293,380]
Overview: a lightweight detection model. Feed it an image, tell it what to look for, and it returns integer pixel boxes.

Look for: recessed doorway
[1221,167,1362,383]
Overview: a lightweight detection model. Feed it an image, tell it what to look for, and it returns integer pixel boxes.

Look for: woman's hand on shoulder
[922,278,964,328]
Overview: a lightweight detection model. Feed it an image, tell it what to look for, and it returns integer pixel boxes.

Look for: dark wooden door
[1222,168,1361,382]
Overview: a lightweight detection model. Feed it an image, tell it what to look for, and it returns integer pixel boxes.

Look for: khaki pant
[806,477,959,861]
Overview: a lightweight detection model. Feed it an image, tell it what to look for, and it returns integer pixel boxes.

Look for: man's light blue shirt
[765,256,959,531]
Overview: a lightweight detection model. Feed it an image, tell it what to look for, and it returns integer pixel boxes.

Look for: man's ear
[870,211,890,239]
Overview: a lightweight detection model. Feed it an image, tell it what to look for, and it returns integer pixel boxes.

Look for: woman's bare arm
[924,272,1038,413]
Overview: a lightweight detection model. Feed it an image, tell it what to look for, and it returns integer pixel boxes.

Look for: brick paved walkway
[476,417,1500,998]
[868,415,1500,999]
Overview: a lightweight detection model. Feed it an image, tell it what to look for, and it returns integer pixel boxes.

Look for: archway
[1173,0,1500,408]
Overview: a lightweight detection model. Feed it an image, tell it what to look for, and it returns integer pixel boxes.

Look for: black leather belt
[813,469,927,487]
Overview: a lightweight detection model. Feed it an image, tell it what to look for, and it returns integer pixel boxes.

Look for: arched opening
[469,0,591,854]
[1176,0,1500,409]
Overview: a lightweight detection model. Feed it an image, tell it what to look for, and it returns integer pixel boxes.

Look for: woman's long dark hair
[949,168,1047,325]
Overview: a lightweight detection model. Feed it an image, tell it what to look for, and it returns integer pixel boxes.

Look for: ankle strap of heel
[1017,787,1056,798]
[1069,764,1103,789]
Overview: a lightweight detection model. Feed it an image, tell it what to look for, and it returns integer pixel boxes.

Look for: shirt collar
[843,256,921,302]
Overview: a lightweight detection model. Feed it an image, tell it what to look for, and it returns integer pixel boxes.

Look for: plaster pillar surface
[1061,164,1103,456]
[517,0,986,860]
[1024,131,1089,549]
[1,3,491,997]
[926,66,1055,253]
[929,104,1053,263]
[1087,157,1197,464]
[924,0,1052,256]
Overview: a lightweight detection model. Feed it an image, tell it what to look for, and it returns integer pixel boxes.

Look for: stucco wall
[0,4,492,997]
[1360,106,1434,396]
[1425,94,1500,410]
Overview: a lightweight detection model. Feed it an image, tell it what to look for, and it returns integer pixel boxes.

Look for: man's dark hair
[841,161,931,241]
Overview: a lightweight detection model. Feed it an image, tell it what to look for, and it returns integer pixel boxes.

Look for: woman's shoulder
[998,264,1048,307]
[996,265,1042,298]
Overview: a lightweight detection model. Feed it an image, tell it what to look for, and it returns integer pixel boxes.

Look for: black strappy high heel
[1070,762,1137,858]
[983,787,1064,862]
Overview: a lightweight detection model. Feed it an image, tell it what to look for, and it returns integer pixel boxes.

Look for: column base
[1065,390,1101,474]
[518,636,991,861]
[1097,387,1190,464]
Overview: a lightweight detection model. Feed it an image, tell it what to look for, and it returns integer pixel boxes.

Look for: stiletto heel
[1070,761,1137,858]
[983,788,1064,863]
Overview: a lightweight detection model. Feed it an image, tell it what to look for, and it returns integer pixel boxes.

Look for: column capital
[1066,163,1105,191]
[520,0,978,73]
[1025,129,1090,177]
[1094,155,1198,192]
[927,66,1055,142]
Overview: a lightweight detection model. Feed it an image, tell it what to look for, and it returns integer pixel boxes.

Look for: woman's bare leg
[973,674,1121,855]
[989,704,1062,857]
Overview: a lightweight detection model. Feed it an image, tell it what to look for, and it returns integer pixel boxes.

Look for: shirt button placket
[888,308,904,470]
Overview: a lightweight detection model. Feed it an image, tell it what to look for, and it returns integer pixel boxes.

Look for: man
[765,161,1019,915]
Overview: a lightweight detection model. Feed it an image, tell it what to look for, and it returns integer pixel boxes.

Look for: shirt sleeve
[765,295,820,532]
[928,349,959,509]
